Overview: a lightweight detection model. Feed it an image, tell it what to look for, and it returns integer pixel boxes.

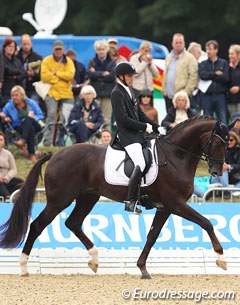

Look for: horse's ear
[215,121,229,141]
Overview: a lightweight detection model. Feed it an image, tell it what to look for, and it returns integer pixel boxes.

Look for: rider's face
[123,74,133,87]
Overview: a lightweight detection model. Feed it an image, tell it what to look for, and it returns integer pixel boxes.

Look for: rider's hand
[145,123,153,134]
[158,126,166,135]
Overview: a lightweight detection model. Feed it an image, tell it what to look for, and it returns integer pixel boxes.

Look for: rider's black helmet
[115,62,137,76]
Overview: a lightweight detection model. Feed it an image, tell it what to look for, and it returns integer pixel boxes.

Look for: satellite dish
[22,0,67,37]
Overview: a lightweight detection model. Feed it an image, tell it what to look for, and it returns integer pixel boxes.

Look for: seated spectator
[211,131,240,198]
[67,85,104,143]
[0,86,44,162]
[0,131,23,201]
[161,90,195,131]
[100,129,112,145]
[139,89,159,124]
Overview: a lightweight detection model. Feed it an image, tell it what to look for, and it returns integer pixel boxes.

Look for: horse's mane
[165,116,216,137]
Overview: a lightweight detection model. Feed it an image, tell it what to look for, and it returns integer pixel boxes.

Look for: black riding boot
[125,165,142,214]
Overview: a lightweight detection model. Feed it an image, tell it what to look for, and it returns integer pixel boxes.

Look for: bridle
[155,128,228,166]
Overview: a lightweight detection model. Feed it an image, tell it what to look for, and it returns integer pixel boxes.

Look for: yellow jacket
[41,55,75,100]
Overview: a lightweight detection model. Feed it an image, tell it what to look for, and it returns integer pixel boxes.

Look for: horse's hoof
[88,260,98,273]
[216,259,227,270]
[141,274,152,279]
[20,272,29,277]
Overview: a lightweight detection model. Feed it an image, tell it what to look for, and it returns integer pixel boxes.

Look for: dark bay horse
[0,117,229,278]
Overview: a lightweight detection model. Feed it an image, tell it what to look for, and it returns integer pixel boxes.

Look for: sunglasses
[141,95,151,98]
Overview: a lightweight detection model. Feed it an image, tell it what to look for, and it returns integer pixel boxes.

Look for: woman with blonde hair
[161,90,195,131]
[0,86,44,162]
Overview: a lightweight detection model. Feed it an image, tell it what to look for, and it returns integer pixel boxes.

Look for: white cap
[108,37,118,44]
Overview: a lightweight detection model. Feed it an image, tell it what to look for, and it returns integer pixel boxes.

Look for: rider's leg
[124,143,145,213]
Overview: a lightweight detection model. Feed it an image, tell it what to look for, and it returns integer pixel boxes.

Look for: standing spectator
[162,33,198,113]
[161,90,195,132]
[198,40,229,124]
[0,131,23,201]
[41,40,75,146]
[139,89,158,124]
[0,86,44,162]
[130,41,159,98]
[227,44,240,119]
[107,37,126,63]
[1,37,25,105]
[86,39,116,126]
[66,49,86,101]
[0,51,3,108]
[187,42,208,114]
[16,34,43,103]
[67,85,104,143]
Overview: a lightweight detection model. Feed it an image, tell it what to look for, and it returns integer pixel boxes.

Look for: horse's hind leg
[65,193,100,273]
[172,203,227,270]
[20,204,70,276]
[137,209,171,279]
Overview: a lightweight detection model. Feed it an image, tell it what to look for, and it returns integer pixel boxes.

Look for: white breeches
[125,143,146,172]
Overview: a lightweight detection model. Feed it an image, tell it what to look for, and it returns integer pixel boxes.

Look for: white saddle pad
[104,139,158,186]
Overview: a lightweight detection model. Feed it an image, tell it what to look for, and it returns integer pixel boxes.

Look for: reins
[155,130,227,166]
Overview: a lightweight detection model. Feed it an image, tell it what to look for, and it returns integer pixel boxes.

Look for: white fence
[0,248,240,275]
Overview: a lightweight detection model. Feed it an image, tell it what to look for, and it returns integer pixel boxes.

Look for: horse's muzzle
[209,164,223,177]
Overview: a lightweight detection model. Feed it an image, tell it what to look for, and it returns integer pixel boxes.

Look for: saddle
[110,136,152,179]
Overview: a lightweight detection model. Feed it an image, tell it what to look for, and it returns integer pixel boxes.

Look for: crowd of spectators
[0,33,240,200]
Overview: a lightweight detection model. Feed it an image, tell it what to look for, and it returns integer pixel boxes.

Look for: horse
[0,117,229,279]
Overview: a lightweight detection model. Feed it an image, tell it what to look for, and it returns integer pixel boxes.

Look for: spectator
[107,37,126,63]
[198,40,229,124]
[187,42,208,114]
[66,49,86,101]
[41,40,75,146]
[130,41,159,98]
[100,129,112,145]
[162,33,198,113]
[0,131,23,201]
[1,37,25,105]
[227,44,240,119]
[0,86,44,162]
[86,39,116,125]
[16,34,43,103]
[139,89,158,124]
[187,42,207,63]
[211,131,240,198]
[0,51,3,108]
[161,90,195,131]
[67,85,104,143]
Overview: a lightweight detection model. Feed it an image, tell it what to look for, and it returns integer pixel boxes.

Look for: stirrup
[124,200,142,214]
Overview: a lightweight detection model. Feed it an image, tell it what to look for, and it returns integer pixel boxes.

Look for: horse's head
[203,121,229,177]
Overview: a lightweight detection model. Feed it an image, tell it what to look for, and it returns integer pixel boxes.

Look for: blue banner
[0,202,239,250]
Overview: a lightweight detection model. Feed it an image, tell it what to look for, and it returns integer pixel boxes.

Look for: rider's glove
[158,126,166,135]
[145,123,153,134]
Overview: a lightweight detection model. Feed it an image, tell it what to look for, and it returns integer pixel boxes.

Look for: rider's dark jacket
[111,83,159,147]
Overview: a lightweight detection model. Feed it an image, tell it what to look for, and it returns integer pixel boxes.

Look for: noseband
[201,129,228,163]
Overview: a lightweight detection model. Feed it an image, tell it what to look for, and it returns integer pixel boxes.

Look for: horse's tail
[0,153,53,248]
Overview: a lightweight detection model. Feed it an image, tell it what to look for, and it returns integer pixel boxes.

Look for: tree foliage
[1,0,240,58]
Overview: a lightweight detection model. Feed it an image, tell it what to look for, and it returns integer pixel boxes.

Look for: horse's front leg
[137,208,171,279]
[172,202,227,270]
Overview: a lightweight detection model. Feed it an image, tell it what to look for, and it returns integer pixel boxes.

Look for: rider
[111,62,161,214]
